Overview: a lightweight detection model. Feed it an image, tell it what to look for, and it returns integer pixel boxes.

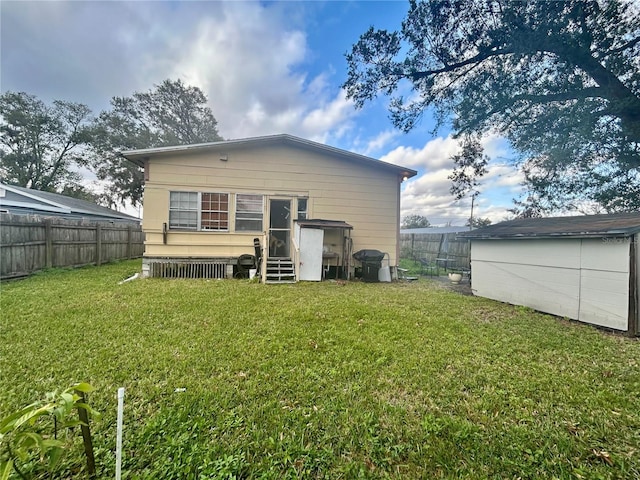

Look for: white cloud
[1,1,356,143]
[301,91,356,142]
[136,2,357,142]
[380,136,460,170]
[394,135,524,225]
[360,130,400,156]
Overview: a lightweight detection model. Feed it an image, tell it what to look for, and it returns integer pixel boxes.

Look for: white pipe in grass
[116,387,125,480]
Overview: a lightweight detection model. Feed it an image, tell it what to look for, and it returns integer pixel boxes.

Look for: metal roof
[296,219,353,229]
[460,212,640,239]
[0,184,140,222]
[401,226,470,234]
[121,133,417,179]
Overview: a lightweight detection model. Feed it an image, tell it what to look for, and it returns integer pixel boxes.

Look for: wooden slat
[1,213,144,279]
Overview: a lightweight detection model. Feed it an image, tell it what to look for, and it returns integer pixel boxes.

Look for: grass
[1,259,639,479]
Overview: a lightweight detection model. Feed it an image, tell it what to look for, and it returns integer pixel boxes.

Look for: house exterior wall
[141,143,401,271]
[470,238,631,331]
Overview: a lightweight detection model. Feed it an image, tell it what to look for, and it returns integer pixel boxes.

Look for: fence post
[45,220,53,268]
[437,234,445,259]
[127,225,133,259]
[96,224,102,266]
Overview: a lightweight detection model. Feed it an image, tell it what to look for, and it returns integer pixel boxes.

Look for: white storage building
[462,213,640,335]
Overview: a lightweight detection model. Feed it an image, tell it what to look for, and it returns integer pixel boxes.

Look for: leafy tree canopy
[344,0,640,213]
[401,214,432,229]
[0,91,93,195]
[91,79,223,206]
[448,135,489,201]
[466,216,492,228]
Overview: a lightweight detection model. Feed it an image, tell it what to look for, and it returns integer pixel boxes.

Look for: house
[0,183,140,223]
[121,134,417,282]
[460,213,640,335]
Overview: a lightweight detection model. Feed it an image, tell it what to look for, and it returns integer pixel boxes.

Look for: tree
[448,135,489,201]
[466,216,492,228]
[91,79,223,206]
[401,214,431,229]
[448,135,489,227]
[344,0,640,212]
[0,91,93,194]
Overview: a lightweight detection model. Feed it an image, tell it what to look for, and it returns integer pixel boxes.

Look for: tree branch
[605,36,640,57]
[408,47,512,79]
[510,86,605,105]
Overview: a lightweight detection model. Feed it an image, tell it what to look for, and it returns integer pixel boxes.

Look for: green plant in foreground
[0,383,99,479]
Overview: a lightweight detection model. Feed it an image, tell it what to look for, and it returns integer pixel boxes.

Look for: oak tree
[344,0,640,212]
[91,79,223,206]
[0,91,93,194]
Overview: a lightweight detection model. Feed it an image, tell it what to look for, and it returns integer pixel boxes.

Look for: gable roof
[0,184,140,222]
[121,133,418,179]
[460,212,640,240]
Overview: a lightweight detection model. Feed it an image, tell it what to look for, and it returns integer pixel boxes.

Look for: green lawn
[1,260,639,479]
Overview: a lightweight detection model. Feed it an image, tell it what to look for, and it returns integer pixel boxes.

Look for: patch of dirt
[428,275,474,296]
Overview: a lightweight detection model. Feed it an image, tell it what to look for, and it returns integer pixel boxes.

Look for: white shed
[461,213,640,335]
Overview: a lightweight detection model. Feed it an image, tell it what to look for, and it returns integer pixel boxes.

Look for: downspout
[396,174,402,274]
[628,234,638,336]
[261,231,268,284]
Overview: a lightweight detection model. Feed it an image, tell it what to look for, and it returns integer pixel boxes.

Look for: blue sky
[1,0,523,225]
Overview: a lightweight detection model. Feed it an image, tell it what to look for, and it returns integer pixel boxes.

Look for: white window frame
[235,194,264,232]
[169,191,198,230]
[297,197,308,220]
[200,192,230,231]
[168,191,230,231]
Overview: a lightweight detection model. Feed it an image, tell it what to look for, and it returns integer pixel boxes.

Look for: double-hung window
[235,194,263,231]
[169,191,229,231]
[169,192,198,229]
[201,193,229,230]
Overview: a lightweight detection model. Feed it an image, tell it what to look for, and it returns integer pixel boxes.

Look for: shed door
[298,228,324,281]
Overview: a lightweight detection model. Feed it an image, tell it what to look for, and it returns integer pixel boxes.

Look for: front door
[269,199,291,257]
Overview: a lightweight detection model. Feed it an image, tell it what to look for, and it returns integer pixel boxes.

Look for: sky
[1,0,525,225]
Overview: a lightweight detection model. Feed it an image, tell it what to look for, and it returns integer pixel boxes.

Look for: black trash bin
[236,254,256,278]
[353,249,385,283]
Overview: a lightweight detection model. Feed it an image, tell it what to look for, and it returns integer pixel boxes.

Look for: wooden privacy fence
[400,232,470,270]
[1,214,144,280]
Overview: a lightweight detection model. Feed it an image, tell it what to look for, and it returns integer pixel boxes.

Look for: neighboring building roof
[400,226,470,235]
[121,133,418,180]
[0,183,140,222]
[460,212,640,239]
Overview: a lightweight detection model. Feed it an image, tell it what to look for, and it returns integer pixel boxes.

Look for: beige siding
[471,238,631,331]
[142,143,400,264]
